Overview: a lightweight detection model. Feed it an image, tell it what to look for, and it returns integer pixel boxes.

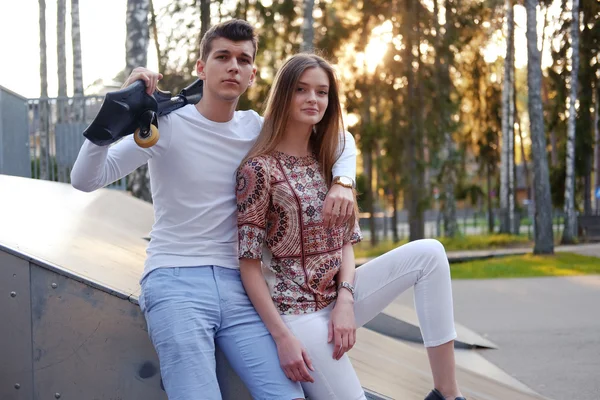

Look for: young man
[71,20,357,400]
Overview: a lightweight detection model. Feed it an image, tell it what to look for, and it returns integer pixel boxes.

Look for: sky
[0,0,560,99]
[0,0,166,98]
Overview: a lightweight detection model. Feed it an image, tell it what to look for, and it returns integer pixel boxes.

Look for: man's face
[196,38,257,102]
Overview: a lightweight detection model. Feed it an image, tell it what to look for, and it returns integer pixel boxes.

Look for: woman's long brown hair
[240,53,359,231]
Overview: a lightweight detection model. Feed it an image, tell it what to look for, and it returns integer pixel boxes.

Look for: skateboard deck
[83,79,203,148]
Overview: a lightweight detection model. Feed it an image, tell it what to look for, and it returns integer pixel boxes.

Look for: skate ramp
[350,329,545,400]
[0,175,544,399]
[365,302,498,349]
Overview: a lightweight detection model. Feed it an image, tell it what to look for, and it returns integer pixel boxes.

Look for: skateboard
[83,79,204,148]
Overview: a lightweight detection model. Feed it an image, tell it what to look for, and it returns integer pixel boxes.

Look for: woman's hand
[328,293,356,360]
[275,334,315,383]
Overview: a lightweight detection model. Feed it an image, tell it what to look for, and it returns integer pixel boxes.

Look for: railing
[27,95,126,190]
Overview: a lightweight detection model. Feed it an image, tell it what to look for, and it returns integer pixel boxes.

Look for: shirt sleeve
[344,217,363,246]
[237,157,271,259]
[332,130,357,183]
[70,114,173,192]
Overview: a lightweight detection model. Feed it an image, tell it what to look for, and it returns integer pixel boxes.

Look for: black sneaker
[424,388,466,400]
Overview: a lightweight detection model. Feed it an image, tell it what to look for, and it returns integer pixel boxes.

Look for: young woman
[236,53,465,400]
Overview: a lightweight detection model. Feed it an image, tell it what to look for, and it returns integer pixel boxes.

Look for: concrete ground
[396,274,600,400]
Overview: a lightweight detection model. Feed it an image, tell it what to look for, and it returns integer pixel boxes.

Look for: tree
[125,0,152,202]
[200,0,211,43]
[562,0,579,244]
[500,0,516,234]
[526,0,554,254]
[576,0,600,216]
[39,0,50,180]
[594,87,599,213]
[435,0,459,237]
[301,0,315,52]
[149,0,164,76]
[57,0,67,122]
[71,0,84,121]
[405,0,425,241]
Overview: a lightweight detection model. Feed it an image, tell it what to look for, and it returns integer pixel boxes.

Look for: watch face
[337,176,352,186]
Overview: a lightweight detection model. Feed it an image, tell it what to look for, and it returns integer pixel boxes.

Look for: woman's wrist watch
[333,176,355,189]
[338,281,355,298]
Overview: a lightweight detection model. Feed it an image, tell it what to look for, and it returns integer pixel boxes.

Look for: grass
[450,252,600,279]
[354,234,532,259]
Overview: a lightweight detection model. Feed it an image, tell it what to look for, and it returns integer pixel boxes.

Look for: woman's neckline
[271,150,317,165]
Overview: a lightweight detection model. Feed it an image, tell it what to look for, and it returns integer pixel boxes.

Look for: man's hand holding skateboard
[122,67,163,96]
[83,67,203,148]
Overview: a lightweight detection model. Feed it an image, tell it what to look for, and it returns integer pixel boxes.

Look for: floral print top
[236,151,362,315]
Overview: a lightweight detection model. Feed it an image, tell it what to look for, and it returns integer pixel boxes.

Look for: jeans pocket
[140,268,169,314]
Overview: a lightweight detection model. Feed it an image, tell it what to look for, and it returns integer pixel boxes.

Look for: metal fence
[0,86,30,178]
[26,95,126,190]
[359,208,569,241]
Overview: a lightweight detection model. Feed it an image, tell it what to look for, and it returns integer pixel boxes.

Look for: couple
[72,19,464,400]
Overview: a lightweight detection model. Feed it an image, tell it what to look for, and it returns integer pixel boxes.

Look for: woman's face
[289,67,330,128]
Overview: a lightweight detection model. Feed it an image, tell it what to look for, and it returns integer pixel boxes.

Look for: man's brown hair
[199,19,258,61]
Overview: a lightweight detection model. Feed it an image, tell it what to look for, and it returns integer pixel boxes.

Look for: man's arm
[70,132,168,192]
[332,130,357,182]
[323,131,358,227]
[71,68,169,192]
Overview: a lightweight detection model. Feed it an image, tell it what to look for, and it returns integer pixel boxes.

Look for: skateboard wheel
[134,124,159,148]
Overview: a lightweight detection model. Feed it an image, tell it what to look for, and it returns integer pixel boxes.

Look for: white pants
[281,239,458,400]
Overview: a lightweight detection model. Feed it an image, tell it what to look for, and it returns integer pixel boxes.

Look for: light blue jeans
[139,265,304,400]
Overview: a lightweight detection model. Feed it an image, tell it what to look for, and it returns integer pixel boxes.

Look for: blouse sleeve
[237,157,271,259]
[344,216,363,246]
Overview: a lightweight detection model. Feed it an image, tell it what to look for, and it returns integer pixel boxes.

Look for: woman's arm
[329,243,357,359]
[239,258,314,383]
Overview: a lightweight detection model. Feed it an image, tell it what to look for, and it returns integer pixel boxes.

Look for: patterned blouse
[236,151,362,315]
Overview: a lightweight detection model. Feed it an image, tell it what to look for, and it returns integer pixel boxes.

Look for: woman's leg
[282,307,367,400]
[352,239,462,399]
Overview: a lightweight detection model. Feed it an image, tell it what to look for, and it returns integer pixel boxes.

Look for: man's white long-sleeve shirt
[71,105,357,281]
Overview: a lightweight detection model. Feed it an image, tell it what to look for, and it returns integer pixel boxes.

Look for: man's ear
[248,66,258,87]
[196,59,206,79]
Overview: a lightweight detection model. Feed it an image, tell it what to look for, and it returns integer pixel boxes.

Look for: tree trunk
[365,146,378,246]
[301,0,315,52]
[405,0,423,242]
[435,0,458,237]
[149,0,164,76]
[550,129,558,167]
[487,163,494,233]
[500,0,516,234]
[126,0,152,202]
[594,86,599,215]
[584,161,592,215]
[515,80,530,197]
[57,0,67,123]
[71,0,84,121]
[392,181,399,242]
[39,0,49,180]
[126,0,150,76]
[200,0,211,43]
[414,0,425,239]
[526,0,554,254]
[562,0,579,244]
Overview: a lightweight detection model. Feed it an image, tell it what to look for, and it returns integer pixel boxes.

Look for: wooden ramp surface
[379,301,498,348]
[0,175,546,399]
[350,329,546,400]
[0,174,151,299]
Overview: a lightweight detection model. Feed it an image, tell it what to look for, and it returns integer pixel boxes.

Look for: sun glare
[356,20,394,75]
